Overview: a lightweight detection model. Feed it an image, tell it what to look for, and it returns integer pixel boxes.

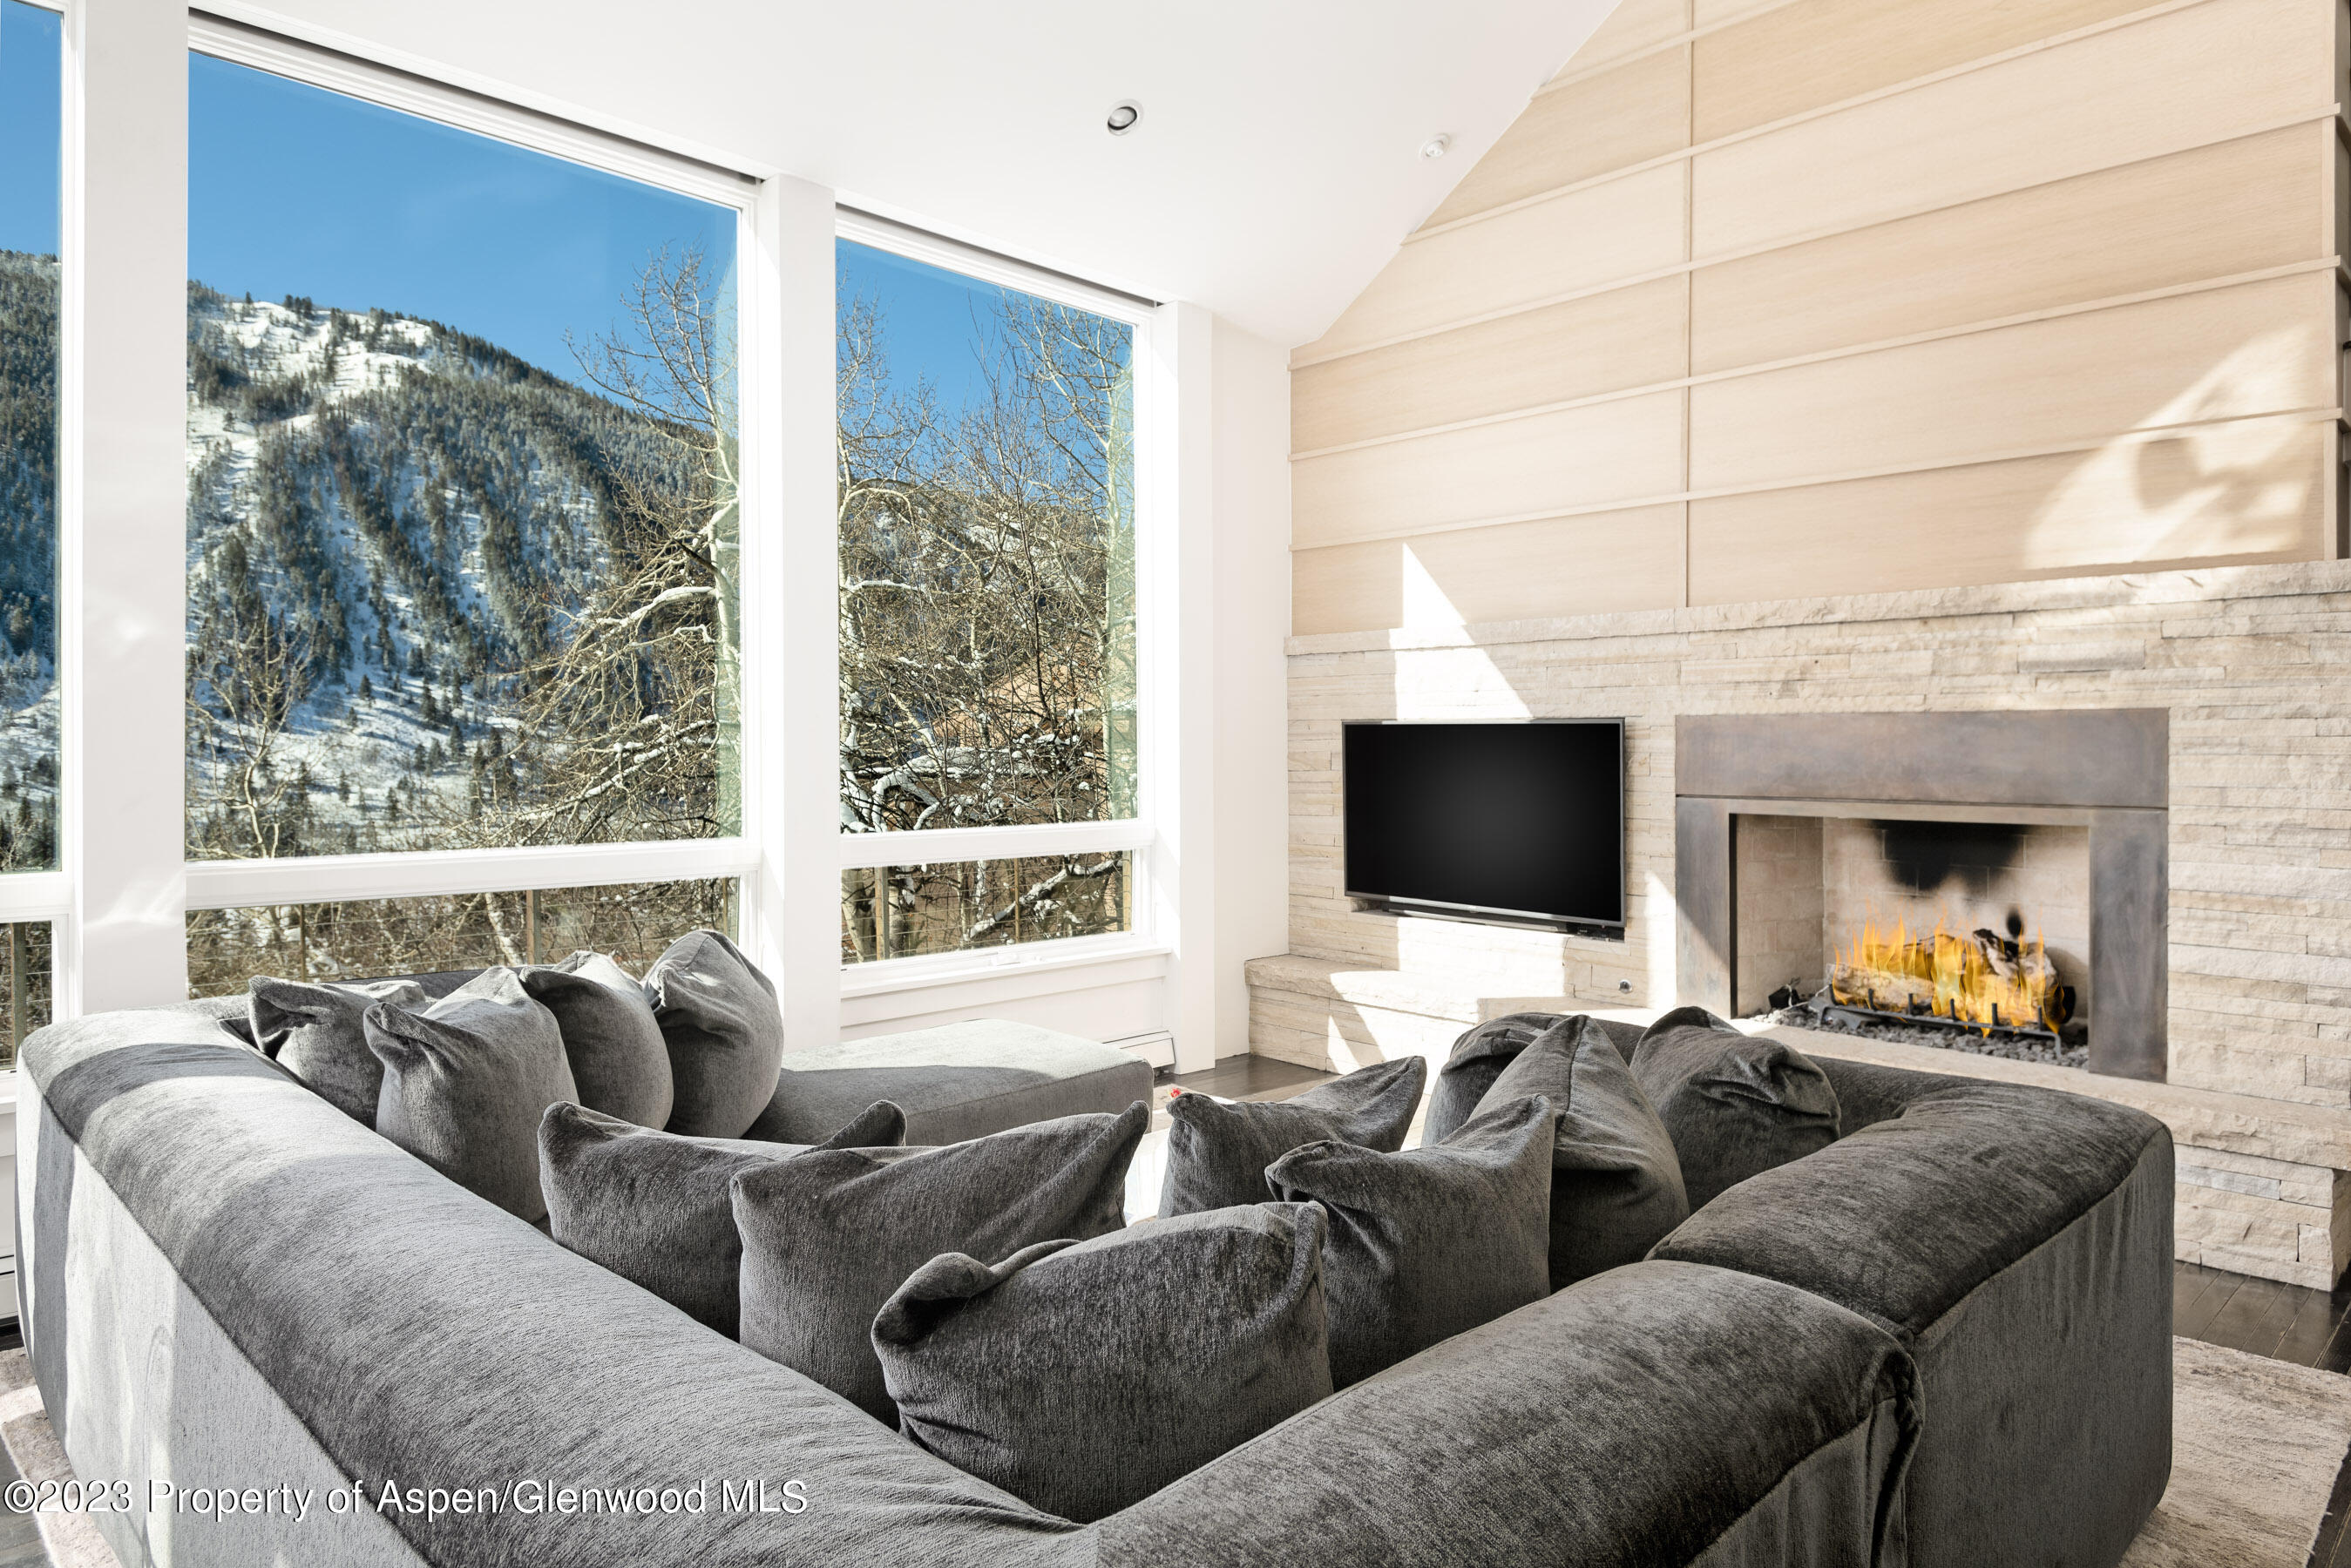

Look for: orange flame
[1829,913,2063,1034]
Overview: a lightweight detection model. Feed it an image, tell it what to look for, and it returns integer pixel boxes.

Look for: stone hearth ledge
[1282,555,2351,659]
[1247,955,2351,1290]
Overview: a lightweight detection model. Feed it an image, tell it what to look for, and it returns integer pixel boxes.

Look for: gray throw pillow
[734,1103,1148,1422]
[366,970,579,1222]
[1268,1095,1555,1388]
[540,1098,904,1335]
[1158,1056,1426,1217]
[1464,1015,1690,1288]
[1630,1005,1840,1211]
[244,976,429,1124]
[873,1203,1333,1523]
[519,950,674,1128]
[1424,1010,1646,1146]
[644,929,783,1139]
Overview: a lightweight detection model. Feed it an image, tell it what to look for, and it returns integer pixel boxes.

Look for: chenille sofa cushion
[873,1203,1333,1524]
[1423,1010,1646,1146]
[643,929,784,1139]
[241,976,428,1124]
[365,970,578,1222]
[1158,1056,1426,1217]
[1268,1095,1555,1387]
[540,1099,904,1335]
[734,1103,1148,1422]
[1630,1005,1839,1209]
[1462,1015,1688,1288]
[518,951,674,1128]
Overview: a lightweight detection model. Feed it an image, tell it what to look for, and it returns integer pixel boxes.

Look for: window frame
[830,210,1167,977]
[173,20,770,927]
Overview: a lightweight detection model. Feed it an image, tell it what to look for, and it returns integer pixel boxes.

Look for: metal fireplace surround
[1673,709,2168,1081]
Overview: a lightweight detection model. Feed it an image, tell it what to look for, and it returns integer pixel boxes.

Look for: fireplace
[1673,710,2167,1081]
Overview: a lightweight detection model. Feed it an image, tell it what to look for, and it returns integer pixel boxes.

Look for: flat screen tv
[1343,720,1624,930]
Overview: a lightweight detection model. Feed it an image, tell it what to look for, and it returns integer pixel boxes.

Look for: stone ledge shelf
[1246,955,2351,1291]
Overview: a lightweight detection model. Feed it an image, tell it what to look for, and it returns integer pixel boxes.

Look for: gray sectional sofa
[16,993,2170,1568]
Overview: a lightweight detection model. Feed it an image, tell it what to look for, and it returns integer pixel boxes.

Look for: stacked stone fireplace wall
[1263,558,2351,1287]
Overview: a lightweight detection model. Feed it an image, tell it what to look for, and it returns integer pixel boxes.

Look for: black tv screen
[1344,720,1624,928]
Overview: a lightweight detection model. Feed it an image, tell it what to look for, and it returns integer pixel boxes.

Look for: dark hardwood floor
[2176,1260,2351,1372]
[1161,1054,1333,1105]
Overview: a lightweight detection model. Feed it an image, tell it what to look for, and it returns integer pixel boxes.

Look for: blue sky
[840,240,1017,418]
[0,1,60,258]
[0,12,1122,416]
[839,240,1129,422]
[187,53,734,383]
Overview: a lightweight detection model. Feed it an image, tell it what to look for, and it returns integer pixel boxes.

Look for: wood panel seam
[1292,109,2343,369]
[1291,260,2341,461]
[1415,0,2224,245]
[1295,408,2345,550]
[1541,0,1804,94]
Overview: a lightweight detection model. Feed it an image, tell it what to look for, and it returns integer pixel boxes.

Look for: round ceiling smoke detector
[1420,133,1453,161]
[1107,101,1142,136]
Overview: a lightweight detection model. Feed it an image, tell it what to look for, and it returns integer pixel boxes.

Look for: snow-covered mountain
[182,280,692,859]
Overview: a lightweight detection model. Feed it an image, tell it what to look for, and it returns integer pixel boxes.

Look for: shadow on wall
[2027,333,2322,575]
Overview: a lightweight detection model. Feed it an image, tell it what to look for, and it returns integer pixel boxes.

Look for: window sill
[838,934,1171,999]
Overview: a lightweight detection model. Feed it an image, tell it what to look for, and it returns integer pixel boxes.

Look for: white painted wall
[1209,320,1294,1058]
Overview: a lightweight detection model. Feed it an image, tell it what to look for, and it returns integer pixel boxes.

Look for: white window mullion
[759,176,843,1051]
[57,0,189,1014]
[1143,301,1216,1072]
[183,841,760,913]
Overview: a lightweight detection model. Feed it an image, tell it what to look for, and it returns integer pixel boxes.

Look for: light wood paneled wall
[1292,0,2350,636]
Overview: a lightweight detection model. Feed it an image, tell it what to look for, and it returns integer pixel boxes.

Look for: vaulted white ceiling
[219,0,1619,346]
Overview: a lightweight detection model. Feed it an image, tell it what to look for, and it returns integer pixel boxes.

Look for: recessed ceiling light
[1107,101,1142,136]
[1420,133,1453,161]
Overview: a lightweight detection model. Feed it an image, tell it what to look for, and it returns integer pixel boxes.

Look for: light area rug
[0,1349,117,1568]
[0,1336,2336,1568]
[2121,1337,2351,1568]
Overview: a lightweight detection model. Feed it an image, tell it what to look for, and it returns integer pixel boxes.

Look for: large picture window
[185,54,741,867]
[836,233,1144,964]
[0,0,62,878]
[179,44,751,995]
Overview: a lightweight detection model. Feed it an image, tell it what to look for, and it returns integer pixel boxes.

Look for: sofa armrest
[1097,1260,1919,1568]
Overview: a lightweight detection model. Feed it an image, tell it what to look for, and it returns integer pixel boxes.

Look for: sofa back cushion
[1630,1006,1839,1209]
[1158,1056,1425,1217]
[518,951,674,1128]
[644,929,784,1139]
[540,1099,904,1334]
[242,976,427,1124]
[365,970,577,1222]
[873,1204,1333,1523]
[1465,1015,1688,1287]
[1423,1011,1645,1146]
[1268,1096,1555,1386]
[733,1104,1147,1422]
